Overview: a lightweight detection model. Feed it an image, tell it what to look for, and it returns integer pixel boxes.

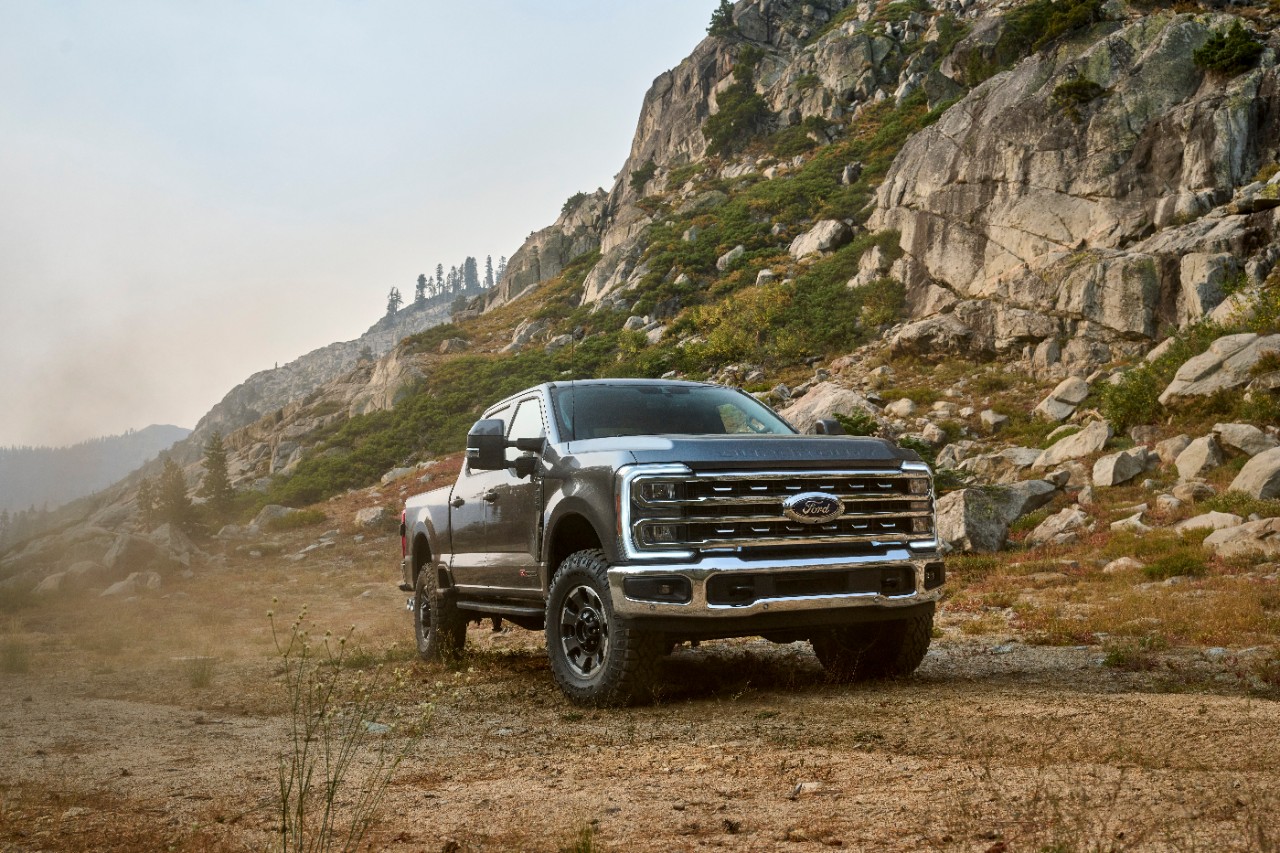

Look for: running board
[454,600,545,619]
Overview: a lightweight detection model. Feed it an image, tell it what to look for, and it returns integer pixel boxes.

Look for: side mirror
[513,436,545,454]
[813,418,846,435]
[466,419,506,470]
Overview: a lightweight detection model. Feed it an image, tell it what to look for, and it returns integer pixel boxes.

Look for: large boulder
[789,220,852,259]
[100,571,162,598]
[1174,512,1243,533]
[936,480,1058,553]
[1213,423,1280,458]
[1033,421,1112,470]
[103,534,162,577]
[253,505,299,528]
[1175,435,1224,481]
[1034,377,1090,422]
[1227,447,1280,500]
[778,382,883,434]
[888,315,974,357]
[1203,518,1280,561]
[1092,447,1149,487]
[956,447,1042,484]
[1026,506,1092,548]
[1159,334,1280,405]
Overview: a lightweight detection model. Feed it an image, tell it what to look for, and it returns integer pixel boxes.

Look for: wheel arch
[543,503,614,588]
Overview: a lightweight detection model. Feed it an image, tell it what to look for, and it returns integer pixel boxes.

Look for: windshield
[551,383,796,440]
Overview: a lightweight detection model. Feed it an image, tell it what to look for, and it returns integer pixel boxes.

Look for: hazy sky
[0,0,718,448]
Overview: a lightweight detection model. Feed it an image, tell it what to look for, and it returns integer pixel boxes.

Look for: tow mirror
[466,419,506,470]
[813,418,846,435]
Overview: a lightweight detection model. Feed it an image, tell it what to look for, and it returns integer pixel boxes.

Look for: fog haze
[0,0,716,448]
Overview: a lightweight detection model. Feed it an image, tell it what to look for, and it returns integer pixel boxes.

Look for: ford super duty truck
[399,378,943,705]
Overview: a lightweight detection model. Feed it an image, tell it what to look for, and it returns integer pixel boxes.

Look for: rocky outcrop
[1228,447,1280,499]
[777,382,882,433]
[937,480,1058,553]
[1204,517,1280,560]
[1033,420,1112,470]
[1159,334,1280,405]
[870,13,1280,361]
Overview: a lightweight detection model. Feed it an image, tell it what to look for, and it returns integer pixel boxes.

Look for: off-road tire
[414,565,466,662]
[546,549,663,706]
[811,610,933,682]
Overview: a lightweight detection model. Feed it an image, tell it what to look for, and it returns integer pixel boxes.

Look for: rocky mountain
[0,425,190,514]
[4,0,1280,596]
[188,298,455,453]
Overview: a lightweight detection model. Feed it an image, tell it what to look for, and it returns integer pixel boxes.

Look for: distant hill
[0,425,191,513]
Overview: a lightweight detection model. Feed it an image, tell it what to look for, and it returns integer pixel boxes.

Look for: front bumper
[608,548,944,619]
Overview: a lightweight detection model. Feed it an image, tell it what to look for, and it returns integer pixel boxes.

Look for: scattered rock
[778,382,882,434]
[936,481,1057,553]
[1174,435,1223,481]
[716,245,746,271]
[253,505,299,528]
[1111,513,1150,534]
[1159,334,1280,405]
[355,507,389,528]
[1227,447,1280,500]
[438,338,469,355]
[1026,507,1092,547]
[101,571,162,598]
[1033,377,1090,422]
[957,447,1041,484]
[788,220,852,259]
[979,409,1009,432]
[1172,481,1217,503]
[1103,557,1143,574]
[1092,447,1149,488]
[1213,423,1280,458]
[381,467,415,485]
[1033,421,1112,470]
[1203,518,1280,560]
[1175,512,1243,533]
[1154,435,1193,467]
[885,398,916,418]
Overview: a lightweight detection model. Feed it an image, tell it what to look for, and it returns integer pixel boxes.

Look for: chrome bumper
[608,548,943,618]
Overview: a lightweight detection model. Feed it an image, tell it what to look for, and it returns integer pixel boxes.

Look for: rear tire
[546,549,662,706]
[414,565,466,662]
[811,610,933,682]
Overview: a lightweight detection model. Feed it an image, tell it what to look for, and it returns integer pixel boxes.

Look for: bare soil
[2,524,1278,852]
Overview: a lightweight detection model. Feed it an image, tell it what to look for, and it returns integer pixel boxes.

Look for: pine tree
[386,286,403,316]
[708,0,736,36]
[156,457,194,529]
[136,477,157,529]
[435,264,444,293]
[198,431,234,520]
[415,274,428,306]
[484,255,494,289]
[463,256,480,290]
[496,256,507,283]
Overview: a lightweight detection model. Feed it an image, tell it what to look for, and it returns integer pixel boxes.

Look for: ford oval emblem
[782,492,845,524]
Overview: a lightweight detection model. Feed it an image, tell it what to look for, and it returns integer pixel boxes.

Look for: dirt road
[2,534,1277,852]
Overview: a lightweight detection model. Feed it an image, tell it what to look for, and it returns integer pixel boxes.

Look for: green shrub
[266,508,328,532]
[703,48,772,157]
[1143,550,1208,581]
[835,410,882,436]
[1099,321,1222,431]
[403,323,466,355]
[793,73,821,92]
[629,159,657,194]
[561,191,589,217]
[876,0,931,22]
[707,0,736,37]
[768,116,833,158]
[856,277,906,327]
[971,0,1105,83]
[1051,76,1106,121]
[1204,492,1280,520]
[1193,21,1263,75]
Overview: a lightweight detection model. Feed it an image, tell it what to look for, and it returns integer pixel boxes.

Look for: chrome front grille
[629,469,933,552]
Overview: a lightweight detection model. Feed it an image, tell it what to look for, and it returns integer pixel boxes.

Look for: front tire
[811,610,933,682]
[546,549,662,706]
[414,565,465,662]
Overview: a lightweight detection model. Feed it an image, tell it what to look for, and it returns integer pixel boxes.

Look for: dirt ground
[2,524,1279,852]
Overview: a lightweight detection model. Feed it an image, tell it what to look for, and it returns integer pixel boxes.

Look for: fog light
[648,524,684,544]
[908,478,930,495]
[641,481,679,502]
[912,517,931,533]
[623,576,692,603]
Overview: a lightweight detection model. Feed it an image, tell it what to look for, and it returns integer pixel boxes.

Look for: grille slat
[631,468,933,552]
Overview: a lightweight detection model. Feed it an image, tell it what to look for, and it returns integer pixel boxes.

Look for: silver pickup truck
[399,378,943,705]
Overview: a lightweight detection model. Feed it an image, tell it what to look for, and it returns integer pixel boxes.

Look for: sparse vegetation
[969,0,1105,83]
[629,158,657,194]
[702,47,772,156]
[1051,76,1106,121]
[1193,20,1264,75]
[265,508,328,532]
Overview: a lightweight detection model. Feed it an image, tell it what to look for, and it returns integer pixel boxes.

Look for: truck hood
[570,434,917,471]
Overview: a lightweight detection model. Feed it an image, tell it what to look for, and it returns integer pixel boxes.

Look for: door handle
[450,497,465,508]
[483,490,499,503]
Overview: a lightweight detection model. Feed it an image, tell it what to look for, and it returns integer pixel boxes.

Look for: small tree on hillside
[708,0,737,36]
[415,274,428,306]
[386,287,403,316]
[136,477,157,529]
[198,431,235,520]
[157,456,195,530]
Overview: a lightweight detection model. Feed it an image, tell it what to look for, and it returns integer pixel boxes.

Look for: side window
[506,399,545,463]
